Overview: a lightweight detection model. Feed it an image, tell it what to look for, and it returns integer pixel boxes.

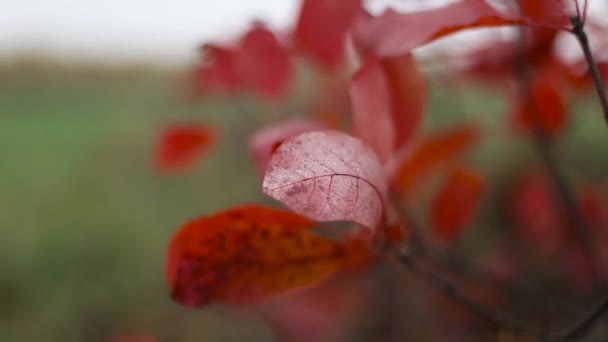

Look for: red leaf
[352,1,520,58]
[262,131,387,231]
[167,205,370,307]
[350,54,426,160]
[294,0,363,69]
[394,124,480,195]
[382,54,427,149]
[517,0,575,30]
[511,70,567,137]
[193,45,242,94]
[508,170,565,257]
[155,123,216,172]
[249,119,327,174]
[578,184,608,231]
[349,57,394,162]
[238,24,294,99]
[431,166,485,241]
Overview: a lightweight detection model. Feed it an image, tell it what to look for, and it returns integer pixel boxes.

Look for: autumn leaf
[516,0,576,31]
[508,170,565,257]
[238,23,294,99]
[249,119,327,174]
[349,57,394,162]
[167,205,370,307]
[431,165,485,241]
[155,123,216,172]
[349,54,426,160]
[511,69,567,137]
[382,53,427,149]
[393,124,480,195]
[352,0,520,58]
[294,0,362,69]
[578,184,608,232]
[192,23,292,100]
[263,131,387,231]
[193,45,242,94]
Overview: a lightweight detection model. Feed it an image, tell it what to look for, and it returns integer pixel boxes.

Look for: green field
[0,60,275,341]
[1,58,608,341]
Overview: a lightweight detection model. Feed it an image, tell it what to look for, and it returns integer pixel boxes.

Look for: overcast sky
[0,0,299,64]
[0,0,605,65]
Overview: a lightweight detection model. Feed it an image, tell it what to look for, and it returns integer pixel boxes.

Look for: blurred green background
[0,58,276,341]
[2,56,608,342]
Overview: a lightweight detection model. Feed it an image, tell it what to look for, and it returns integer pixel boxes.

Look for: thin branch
[396,249,608,341]
[571,15,608,126]
[514,23,602,287]
[531,128,601,285]
[388,189,425,256]
[395,251,547,340]
[391,188,608,341]
[552,293,608,340]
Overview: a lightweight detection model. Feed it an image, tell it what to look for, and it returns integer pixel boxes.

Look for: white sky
[0,0,605,65]
[0,0,299,65]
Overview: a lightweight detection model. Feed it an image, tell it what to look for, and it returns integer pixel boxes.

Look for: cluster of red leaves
[161,0,603,312]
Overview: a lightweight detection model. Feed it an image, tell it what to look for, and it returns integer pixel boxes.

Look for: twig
[571,15,608,126]
[396,249,608,341]
[552,293,608,341]
[554,295,608,341]
[514,22,602,287]
[388,189,425,256]
[395,250,547,340]
[396,246,608,341]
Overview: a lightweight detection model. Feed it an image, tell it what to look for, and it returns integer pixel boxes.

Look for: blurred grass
[0,59,272,342]
[2,57,608,341]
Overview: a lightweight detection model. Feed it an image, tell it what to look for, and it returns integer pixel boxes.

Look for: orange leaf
[394,124,480,195]
[431,166,485,241]
[155,123,216,172]
[167,205,370,307]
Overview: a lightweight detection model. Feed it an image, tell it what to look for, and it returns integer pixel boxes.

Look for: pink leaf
[249,119,327,174]
[349,57,394,163]
[262,131,386,230]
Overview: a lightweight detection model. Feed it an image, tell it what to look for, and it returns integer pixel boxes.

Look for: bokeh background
[2,0,608,341]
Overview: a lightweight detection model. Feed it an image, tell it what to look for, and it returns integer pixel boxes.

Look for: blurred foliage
[1,57,608,341]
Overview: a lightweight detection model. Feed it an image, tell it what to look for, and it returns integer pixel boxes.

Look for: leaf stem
[388,189,425,256]
[571,15,608,126]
